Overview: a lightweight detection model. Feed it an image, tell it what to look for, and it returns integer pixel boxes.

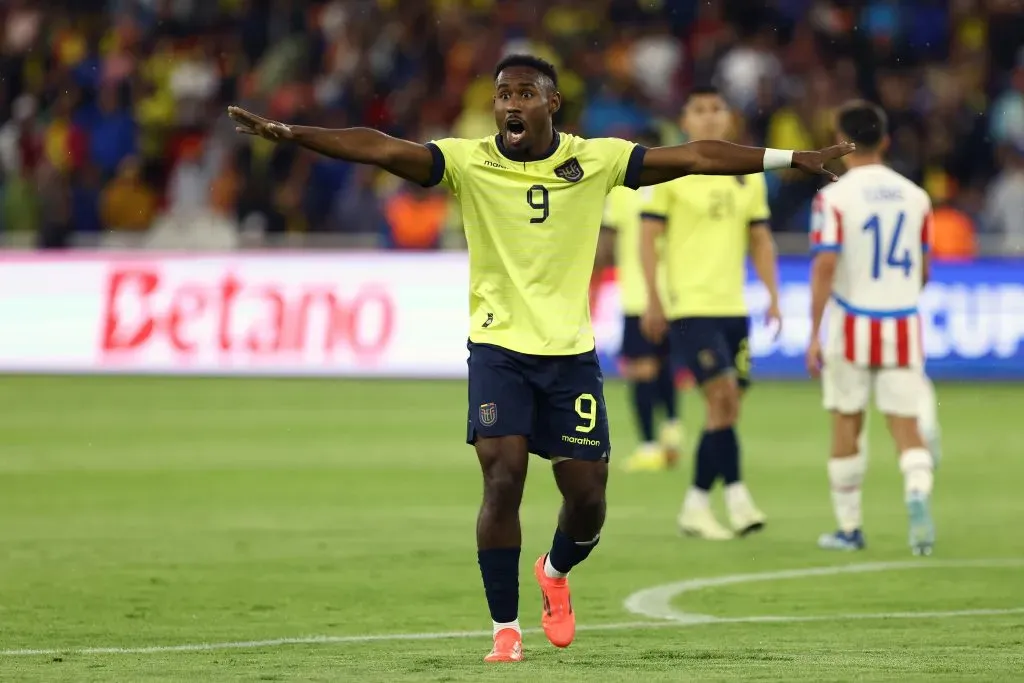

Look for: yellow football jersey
[427,132,644,355]
[602,186,668,316]
[642,173,770,318]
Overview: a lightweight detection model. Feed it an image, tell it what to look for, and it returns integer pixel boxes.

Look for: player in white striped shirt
[806,101,937,556]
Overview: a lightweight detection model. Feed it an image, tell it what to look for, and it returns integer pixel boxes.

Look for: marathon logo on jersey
[554,157,584,182]
[479,402,497,426]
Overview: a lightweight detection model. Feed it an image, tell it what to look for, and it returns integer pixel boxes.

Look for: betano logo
[562,434,601,446]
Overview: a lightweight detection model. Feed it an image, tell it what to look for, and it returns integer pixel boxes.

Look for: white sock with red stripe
[828,453,866,532]
[899,448,934,501]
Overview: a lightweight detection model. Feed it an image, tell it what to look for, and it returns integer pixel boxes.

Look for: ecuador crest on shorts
[479,402,497,426]
[554,157,584,182]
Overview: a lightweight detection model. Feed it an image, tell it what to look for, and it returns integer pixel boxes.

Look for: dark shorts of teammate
[669,316,751,389]
[466,341,611,462]
[620,314,671,360]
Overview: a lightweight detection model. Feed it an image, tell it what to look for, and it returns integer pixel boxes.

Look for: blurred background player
[808,100,936,556]
[595,129,683,473]
[639,86,782,540]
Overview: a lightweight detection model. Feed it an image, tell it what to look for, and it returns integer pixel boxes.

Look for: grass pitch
[1,376,1023,681]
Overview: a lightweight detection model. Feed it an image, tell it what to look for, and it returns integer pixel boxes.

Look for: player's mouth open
[505,118,526,146]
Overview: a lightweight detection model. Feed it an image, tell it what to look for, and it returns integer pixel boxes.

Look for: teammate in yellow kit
[596,131,683,472]
[229,59,850,662]
[641,86,784,541]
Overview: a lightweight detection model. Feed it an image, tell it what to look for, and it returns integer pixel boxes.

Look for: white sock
[683,487,710,512]
[492,619,520,636]
[638,441,659,452]
[917,377,940,446]
[724,481,753,511]
[899,447,934,501]
[543,554,567,579]
[828,453,866,533]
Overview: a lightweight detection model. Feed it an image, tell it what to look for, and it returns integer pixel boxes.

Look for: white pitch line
[5,559,1023,657]
[5,609,1024,657]
[624,558,1024,623]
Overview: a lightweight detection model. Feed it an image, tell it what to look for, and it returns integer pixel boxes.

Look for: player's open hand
[806,337,823,378]
[766,300,783,340]
[641,303,668,344]
[793,142,856,182]
[227,106,294,141]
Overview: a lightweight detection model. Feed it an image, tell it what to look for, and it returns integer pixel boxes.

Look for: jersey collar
[494,129,561,162]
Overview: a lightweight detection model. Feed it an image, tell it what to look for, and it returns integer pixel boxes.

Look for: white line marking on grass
[624,558,1024,622]
[4,559,1022,657]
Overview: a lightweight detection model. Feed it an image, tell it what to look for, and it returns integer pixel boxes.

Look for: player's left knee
[704,375,740,428]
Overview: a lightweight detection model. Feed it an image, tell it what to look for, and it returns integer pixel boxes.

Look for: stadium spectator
[983,140,1024,255]
[0,0,1017,253]
[100,156,157,233]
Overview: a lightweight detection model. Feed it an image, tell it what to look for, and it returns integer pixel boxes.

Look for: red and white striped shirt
[811,165,933,369]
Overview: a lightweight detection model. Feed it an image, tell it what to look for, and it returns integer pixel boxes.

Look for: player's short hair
[494,54,558,88]
[685,85,725,104]
[836,100,889,150]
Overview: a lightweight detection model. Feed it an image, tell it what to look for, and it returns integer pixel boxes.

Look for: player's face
[494,67,560,154]
[681,94,731,142]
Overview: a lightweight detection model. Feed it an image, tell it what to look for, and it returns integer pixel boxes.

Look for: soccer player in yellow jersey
[640,86,783,541]
[596,144,684,473]
[229,56,852,663]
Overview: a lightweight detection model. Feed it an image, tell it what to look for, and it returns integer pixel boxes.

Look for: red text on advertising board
[101,267,394,358]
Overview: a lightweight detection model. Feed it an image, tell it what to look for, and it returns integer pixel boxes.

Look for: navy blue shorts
[466,341,611,462]
[669,316,751,388]
[620,315,671,360]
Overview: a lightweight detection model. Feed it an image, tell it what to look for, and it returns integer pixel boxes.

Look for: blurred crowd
[0,0,1022,255]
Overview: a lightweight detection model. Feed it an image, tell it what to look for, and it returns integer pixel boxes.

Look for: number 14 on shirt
[862,211,912,280]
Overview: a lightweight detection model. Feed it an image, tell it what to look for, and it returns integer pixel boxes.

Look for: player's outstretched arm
[637,141,856,186]
[228,107,435,185]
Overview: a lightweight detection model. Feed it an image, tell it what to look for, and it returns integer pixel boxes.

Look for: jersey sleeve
[747,173,771,226]
[591,138,647,191]
[640,182,671,222]
[810,191,842,252]
[423,138,473,193]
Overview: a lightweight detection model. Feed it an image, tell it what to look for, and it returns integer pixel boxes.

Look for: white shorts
[822,357,924,417]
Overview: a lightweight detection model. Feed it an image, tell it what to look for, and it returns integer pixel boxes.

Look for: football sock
[828,453,866,532]
[630,380,657,443]
[683,486,710,511]
[492,619,521,636]
[546,528,600,577]
[711,426,741,485]
[693,429,718,491]
[917,377,940,452]
[899,448,934,501]
[656,362,678,420]
[724,481,754,511]
[477,547,520,624]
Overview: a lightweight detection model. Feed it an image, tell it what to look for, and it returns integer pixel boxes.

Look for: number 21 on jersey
[862,211,912,280]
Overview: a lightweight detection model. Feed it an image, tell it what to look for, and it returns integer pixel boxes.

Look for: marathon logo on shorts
[561,434,601,447]
[479,402,497,426]
[554,157,584,182]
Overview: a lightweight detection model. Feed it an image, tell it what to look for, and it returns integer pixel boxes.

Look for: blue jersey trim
[810,244,841,253]
[640,212,667,222]
[833,294,917,318]
[494,130,561,162]
[623,145,647,190]
[422,143,445,188]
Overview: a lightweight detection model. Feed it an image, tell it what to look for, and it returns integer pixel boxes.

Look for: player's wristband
[763,148,794,171]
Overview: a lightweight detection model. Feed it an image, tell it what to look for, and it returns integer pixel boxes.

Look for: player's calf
[819,411,867,550]
[887,414,935,555]
[534,459,607,648]
[475,436,530,654]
